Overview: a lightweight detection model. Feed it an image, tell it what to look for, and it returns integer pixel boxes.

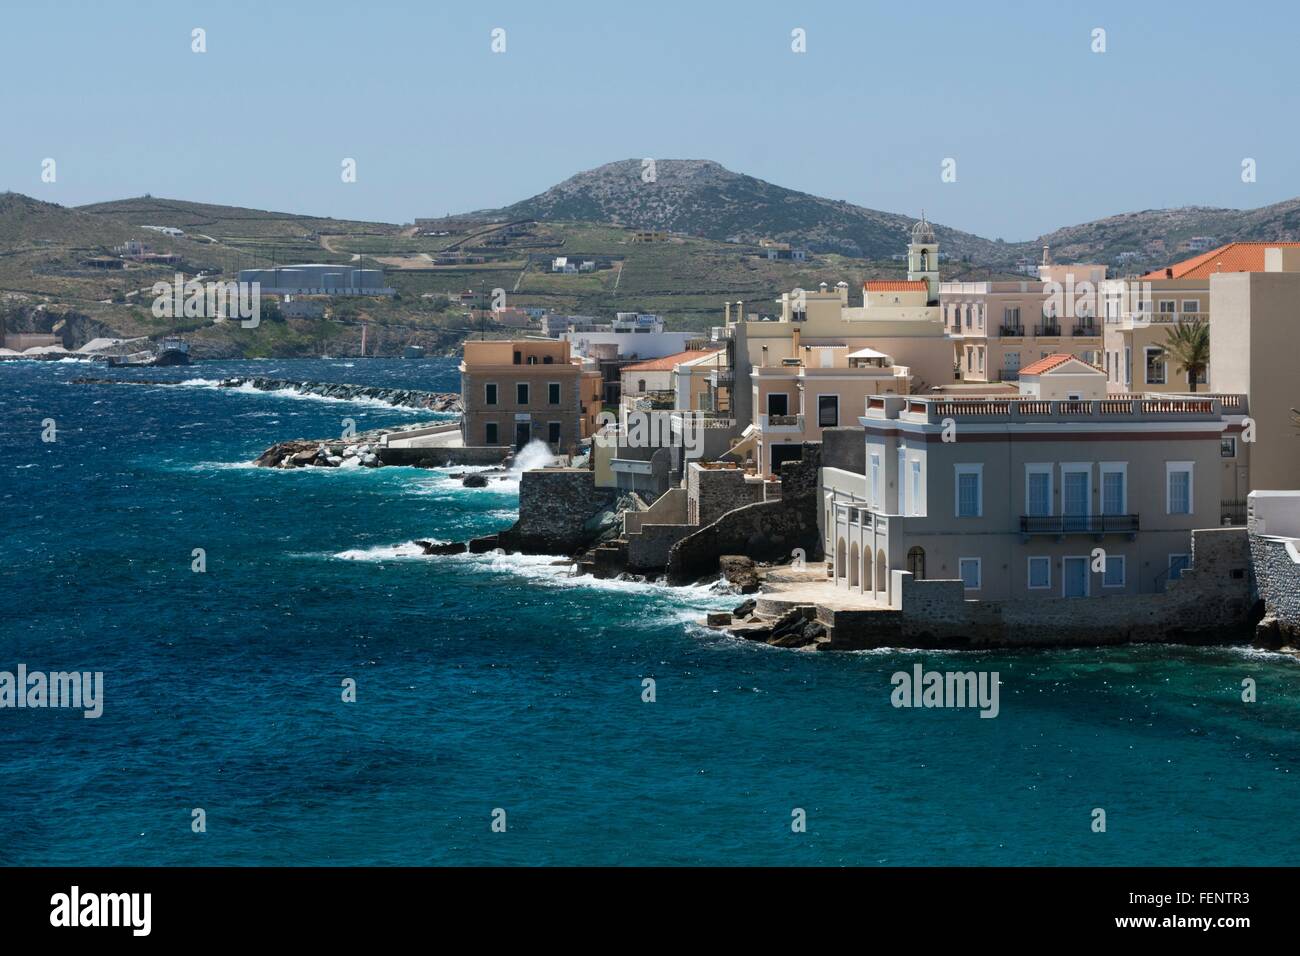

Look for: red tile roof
[1017,353,1105,376]
[863,280,929,292]
[1140,242,1300,280]
[621,349,721,372]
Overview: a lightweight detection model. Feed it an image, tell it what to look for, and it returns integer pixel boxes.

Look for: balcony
[1072,323,1099,337]
[1020,514,1139,536]
[759,413,804,433]
[1034,323,1063,337]
[708,368,734,386]
[998,325,1025,337]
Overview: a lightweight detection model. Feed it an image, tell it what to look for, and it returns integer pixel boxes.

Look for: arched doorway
[907,546,926,581]
[866,549,875,598]
[849,542,860,589]
[876,549,888,599]
[836,538,847,580]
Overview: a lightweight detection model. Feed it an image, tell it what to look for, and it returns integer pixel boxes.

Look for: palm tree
[1163,318,1210,393]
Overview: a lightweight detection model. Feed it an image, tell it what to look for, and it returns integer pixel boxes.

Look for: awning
[847,347,889,359]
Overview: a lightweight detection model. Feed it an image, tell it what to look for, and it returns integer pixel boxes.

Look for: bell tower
[907,211,940,303]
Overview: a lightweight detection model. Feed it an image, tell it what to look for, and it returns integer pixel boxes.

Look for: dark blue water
[2,358,1298,865]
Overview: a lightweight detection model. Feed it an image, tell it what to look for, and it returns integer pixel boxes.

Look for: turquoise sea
[1,358,1298,866]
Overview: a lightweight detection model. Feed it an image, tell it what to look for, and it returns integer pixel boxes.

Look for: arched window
[920,250,929,271]
[638,379,646,392]
[849,543,860,588]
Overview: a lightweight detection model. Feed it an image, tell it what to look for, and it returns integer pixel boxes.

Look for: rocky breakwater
[254,439,385,469]
[215,377,462,412]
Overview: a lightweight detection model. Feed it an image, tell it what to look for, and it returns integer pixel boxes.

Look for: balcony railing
[1072,323,1099,336]
[1034,323,1063,336]
[1020,514,1139,535]
[760,413,804,432]
[998,325,1024,337]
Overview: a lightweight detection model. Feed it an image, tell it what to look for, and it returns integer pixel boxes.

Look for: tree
[1162,317,1210,392]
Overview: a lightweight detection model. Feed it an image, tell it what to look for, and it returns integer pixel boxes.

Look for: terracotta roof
[1140,242,1300,280]
[863,280,929,292]
[621,349,721,372]
[1017,353,1105,376]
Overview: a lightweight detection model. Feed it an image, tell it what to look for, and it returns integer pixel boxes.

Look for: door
[514,422,531,450]
[1062,470,1088,532]
[767,392,788,417]
[1063,557,1088,597]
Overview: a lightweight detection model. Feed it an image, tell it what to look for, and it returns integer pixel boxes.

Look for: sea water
[1,358,1297,865]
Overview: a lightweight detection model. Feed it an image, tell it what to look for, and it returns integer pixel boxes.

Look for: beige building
[822,357,1248,604]
[1207,247,1300,491]
[459,340,599,453]
[1101,242,1300,394]
[721,217,954,474]
[940,257,1106,385]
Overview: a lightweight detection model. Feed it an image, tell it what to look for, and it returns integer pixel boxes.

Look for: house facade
[459,340,597,453]
[821,358,1248,605]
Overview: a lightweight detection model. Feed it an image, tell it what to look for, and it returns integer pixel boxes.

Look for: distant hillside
[478,159,1008,263]
[77,196,396,240]
[1029,199,1300,269]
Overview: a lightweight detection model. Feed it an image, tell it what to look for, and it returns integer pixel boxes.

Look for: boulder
[462,473,489,488]
[730,624,773,642]
[706,611,733,627]
[416,540,468,556]
[769,619,826,649]
[719,555,761,593]
[732,598,757,619]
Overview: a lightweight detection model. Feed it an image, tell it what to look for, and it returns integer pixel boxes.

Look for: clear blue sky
[2,0,1294,240]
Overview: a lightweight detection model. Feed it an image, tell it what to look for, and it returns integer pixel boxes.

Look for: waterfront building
[459,339,599,454]
[821,354,1249,604]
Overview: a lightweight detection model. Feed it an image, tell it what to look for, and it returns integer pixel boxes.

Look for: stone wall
[1250,534,1300,645]
[627,523,698,570]
[498,468,614,554]
[667,492,821,583]
[688,465,764,526]
[379,446,510,467]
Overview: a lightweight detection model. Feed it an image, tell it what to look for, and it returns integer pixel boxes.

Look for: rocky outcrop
[719,555,760,593]
[254,439,382,469]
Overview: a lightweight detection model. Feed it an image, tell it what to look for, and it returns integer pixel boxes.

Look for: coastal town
[240,219,1300,653]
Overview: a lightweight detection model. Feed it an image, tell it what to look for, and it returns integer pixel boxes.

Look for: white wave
[334,541,429,561]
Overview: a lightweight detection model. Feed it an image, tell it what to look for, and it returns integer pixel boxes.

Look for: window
[1004,351,1020,370]
[548,382,561,405]
[870,454,881,509]
[1158,299,1176,314]
[910,459,922,516]
[1145,347,1166,385]
[512,350,522,365]
[1181,300,1200,315]
[966,349,973,372]
[1166,462,1193,515]
[1124,346,1132,385]
[485,383,498,406]
[817,395,838,428]
[767,392,788,416]
[516,382,529,404]
[548,422,561,444]
[1103,554,1126,588]
[484,422,498,445]
[1221,436,1237,459]
[1061,465,1090,529]
[1027,556,1051,590]
[1025,465,1052,516]
[1004,306,1020,327]
[959,558,981,591]
[955,464,982,518]
[1100,463,1127,515]
[1169,554,1192,580]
